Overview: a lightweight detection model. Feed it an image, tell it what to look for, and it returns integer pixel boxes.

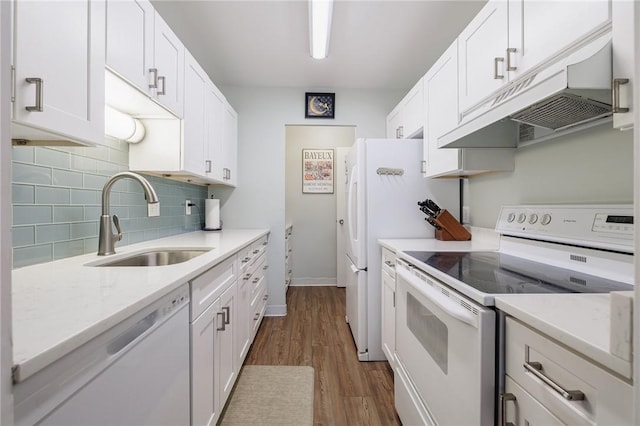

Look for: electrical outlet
[462,206,470,223]
[185,200,191,215]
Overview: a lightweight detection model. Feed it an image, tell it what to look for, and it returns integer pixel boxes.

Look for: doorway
[284,125,356,286]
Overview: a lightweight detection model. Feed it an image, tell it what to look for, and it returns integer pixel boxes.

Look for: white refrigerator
[344,138,459,361]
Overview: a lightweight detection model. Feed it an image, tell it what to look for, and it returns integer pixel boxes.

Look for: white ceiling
[151,0,487,91]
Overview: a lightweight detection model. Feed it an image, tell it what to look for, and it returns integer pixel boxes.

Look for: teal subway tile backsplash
[12,140,208,268]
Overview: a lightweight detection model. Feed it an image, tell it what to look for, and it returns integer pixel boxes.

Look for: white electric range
[393,204,634,426]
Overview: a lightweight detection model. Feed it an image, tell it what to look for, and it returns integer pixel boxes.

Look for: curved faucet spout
[98,172,160,256]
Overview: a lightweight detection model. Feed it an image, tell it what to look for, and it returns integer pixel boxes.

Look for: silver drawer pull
[253,249,260,254]
[222,306,230,325]
[243,273,251,280]
[148,68,158,89]
[500,393,516,426]
[252,277,260,283]
[262,265,268,270]
[263,241,267,245]
[25,78,43,111]
[612,78,630,113]
[262,294,268,301]
[384,260,395,268]
[523,361,585,401]
[254,313,260,321]
[216,312,226,331]
[157,76,166,96]
[242,257,250,263]
[506,47,517,71]
[494,57,505,79]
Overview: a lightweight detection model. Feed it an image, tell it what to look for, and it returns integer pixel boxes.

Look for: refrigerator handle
[346,164,358,255]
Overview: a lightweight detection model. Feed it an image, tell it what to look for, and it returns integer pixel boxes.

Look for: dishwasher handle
[107,311,158,355]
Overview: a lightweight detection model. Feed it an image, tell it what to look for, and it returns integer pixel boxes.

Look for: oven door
[395,261,496,426]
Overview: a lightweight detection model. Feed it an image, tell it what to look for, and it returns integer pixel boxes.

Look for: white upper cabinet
[183,50,208,176]
[459,0,610,119]
[612,0,634,130]
[423,39,514,178]
[106,0,184,117]
[105,0,154,95]
[153,12,184,117]
[12,0,106,146]
[386,78,424,139]
[206,83,226,182]
[222,105,238,187]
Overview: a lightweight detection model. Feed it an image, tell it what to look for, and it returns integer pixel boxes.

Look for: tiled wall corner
[12,139,208,268]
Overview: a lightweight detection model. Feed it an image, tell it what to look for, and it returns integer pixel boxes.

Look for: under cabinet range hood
[439,33,614,149]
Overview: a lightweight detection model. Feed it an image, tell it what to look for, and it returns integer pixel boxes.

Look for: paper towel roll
[205,198,221,230]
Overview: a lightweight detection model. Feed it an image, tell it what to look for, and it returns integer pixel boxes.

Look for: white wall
[285,125,356,286]
[212,86,404,315]
[466,124,634,228]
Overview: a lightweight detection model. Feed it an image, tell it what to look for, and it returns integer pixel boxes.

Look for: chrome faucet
[98,172,160,256]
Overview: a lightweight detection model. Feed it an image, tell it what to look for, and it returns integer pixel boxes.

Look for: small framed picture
[305,92,335,119]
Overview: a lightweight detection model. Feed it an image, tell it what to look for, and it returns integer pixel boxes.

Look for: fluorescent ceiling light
[309,0,333,59]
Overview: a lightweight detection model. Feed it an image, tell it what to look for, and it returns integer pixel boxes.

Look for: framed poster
[305,92,335,118]
[302,149,334,193]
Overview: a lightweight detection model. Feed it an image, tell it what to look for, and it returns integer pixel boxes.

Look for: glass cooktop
[403,251,633,295]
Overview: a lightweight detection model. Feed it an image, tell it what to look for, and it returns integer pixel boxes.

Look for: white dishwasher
[14,285,191,426]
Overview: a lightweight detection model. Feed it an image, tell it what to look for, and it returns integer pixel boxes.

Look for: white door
[336,147,350,288]
[13,0,105,146]
[345,256,368,360]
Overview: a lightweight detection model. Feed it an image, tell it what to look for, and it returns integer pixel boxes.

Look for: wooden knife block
[434,209,472,241]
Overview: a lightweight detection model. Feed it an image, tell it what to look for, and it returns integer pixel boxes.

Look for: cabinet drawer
[250,258,267,298]
[381,248,396,278]
[190,255,236,320]
[505,317,633,425]
[250,236,268,262]
[237,245,253,274]
[503,376,562,426]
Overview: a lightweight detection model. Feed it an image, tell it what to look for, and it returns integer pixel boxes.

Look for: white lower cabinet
[190,235,269,426]
[502,317,633,426]
[380,248,396,369]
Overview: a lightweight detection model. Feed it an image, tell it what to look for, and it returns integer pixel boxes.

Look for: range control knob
[517,213,527,223]
[507,213,516,223]
[541,214,552,225]
[528,214,538,224]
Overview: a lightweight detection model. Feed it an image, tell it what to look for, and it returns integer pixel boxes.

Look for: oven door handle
[397,265,478,328]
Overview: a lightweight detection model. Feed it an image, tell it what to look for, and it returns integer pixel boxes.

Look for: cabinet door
[381,268,396,367]
[612,0,634,130]
[508,0,610,80]
[424,40,461,178]
[153,12,184,117]
[105,0,154,94]
[12,0,105,146]
[222,104,238,187]
[217,282,237,409]
[386,106,402,139]
[183,50,208,176]
[191,300,220,426]
[205,82,226,182]
[458,0,508,113]
[402,79,424,139]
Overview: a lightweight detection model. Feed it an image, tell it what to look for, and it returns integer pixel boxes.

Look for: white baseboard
[265,304,286,316]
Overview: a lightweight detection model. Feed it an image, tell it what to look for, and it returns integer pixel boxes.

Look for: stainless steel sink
[93,248,211,267]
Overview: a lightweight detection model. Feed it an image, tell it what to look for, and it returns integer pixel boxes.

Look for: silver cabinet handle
[216,312,226,331]
[252,277,260,284]
[253,249,260,254]
[523,361,585,400]
[222,306,230,325]
[25,78,43,111]
[500,393,516,426]
[263,294,268,301]
[612,78,630,113]
[262,241,268,246]
[243,273,251,280]
[242,257,250,263]
[157,76,166,96]
[262,265,269,270]
[253,313,260,321]
[205,160,212,173]
[398,125,404,138]
[148,68,158,89]
[506,48,517,71]
[384,260,395,268]
[494,57,505,79]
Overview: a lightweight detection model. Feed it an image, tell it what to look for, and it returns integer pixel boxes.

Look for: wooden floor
[245,286,401,426]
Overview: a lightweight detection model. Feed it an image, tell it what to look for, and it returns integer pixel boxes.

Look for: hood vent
[510,93,612,131]
[438,33,613,149]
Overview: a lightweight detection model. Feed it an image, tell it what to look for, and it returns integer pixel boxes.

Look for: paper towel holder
[203,197,223,231]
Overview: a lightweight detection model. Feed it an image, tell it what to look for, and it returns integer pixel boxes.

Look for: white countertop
[378,226,501,253]
[12,228,269,383]
[495,293,633,380]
